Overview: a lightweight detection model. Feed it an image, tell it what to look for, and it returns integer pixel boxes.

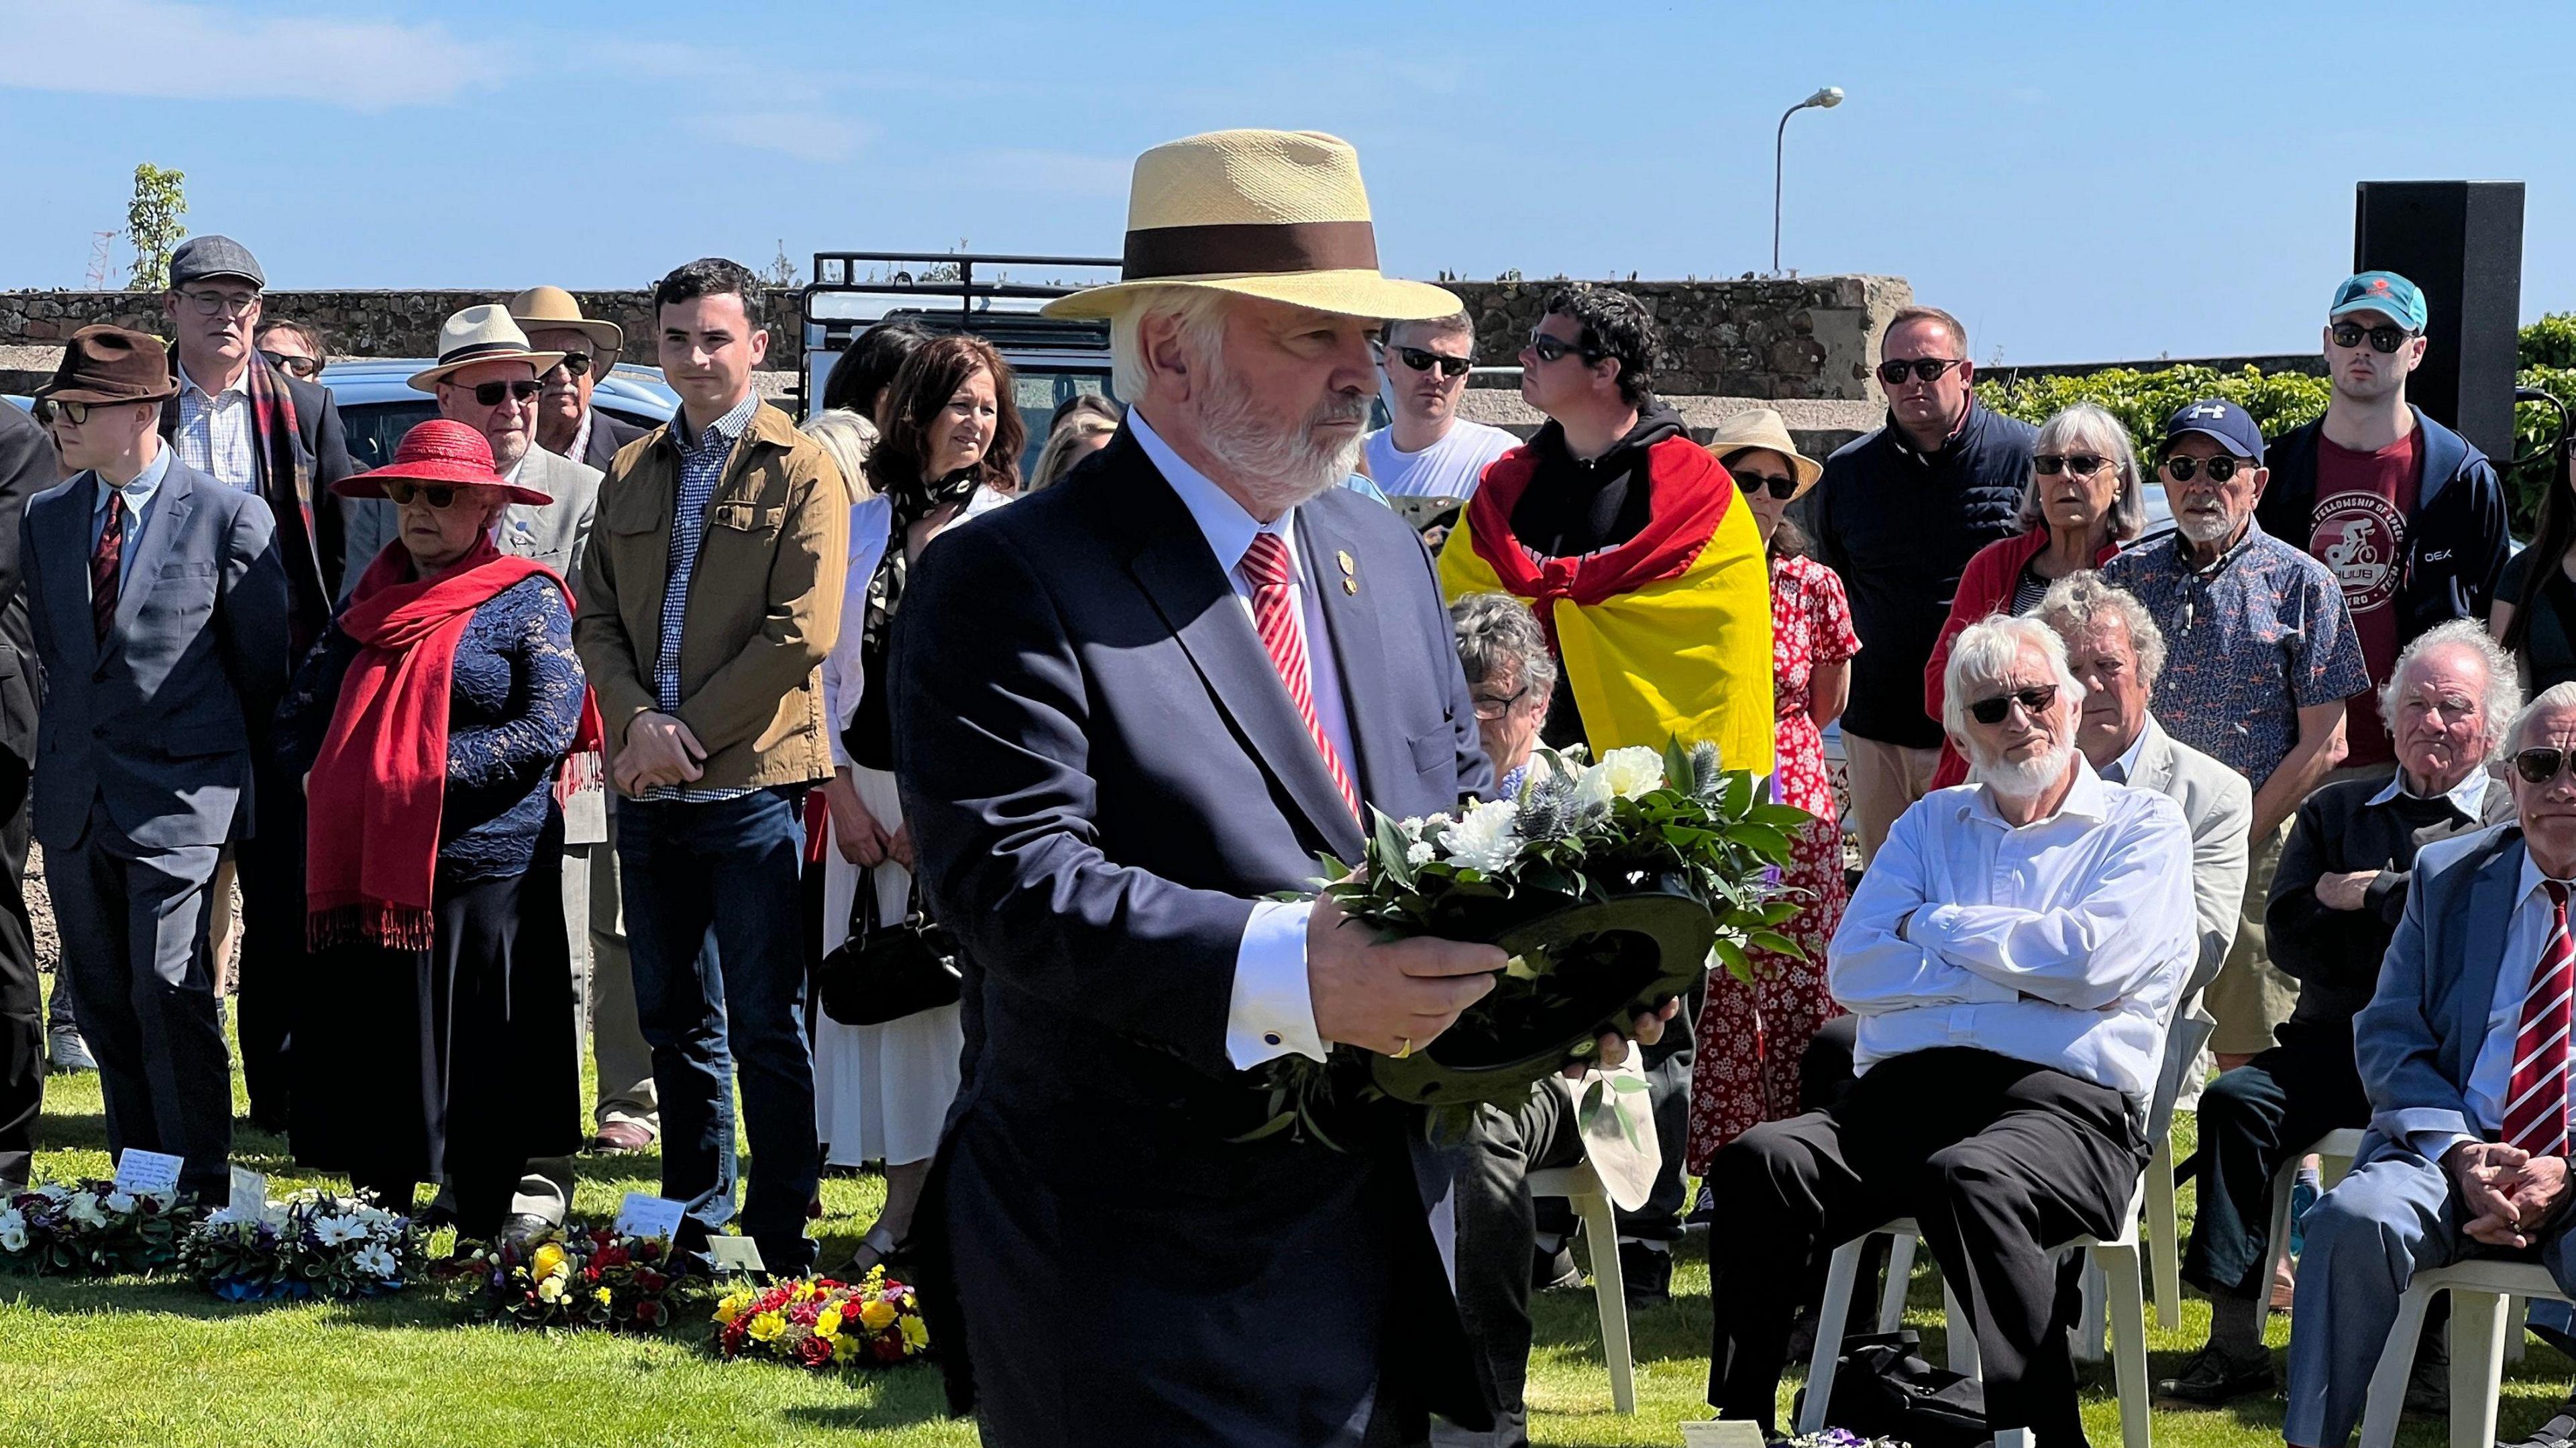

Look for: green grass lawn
[7,975,2573,1447]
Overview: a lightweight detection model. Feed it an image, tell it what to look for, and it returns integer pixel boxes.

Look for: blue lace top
[278,575,584,882]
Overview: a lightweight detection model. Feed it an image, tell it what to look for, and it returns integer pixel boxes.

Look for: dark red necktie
[1240,532,1358,819]
[91,496,123,646]
[2502,880,2575,1156]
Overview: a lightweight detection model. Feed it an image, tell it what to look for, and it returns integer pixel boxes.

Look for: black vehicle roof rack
[804,250,1123,323]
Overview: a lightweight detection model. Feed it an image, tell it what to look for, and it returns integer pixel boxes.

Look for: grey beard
[1970,736,2075,802]
[2176,508,2237,545]
[1192,364,1366,515]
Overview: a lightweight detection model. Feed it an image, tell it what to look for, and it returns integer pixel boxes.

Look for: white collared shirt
[88,445,174,588]
[172,358,258,491]
[1831,758,2197,1111]
[2457,854,2576,1150]
[2365,766,2491,821]
[1128,408,1350,1071]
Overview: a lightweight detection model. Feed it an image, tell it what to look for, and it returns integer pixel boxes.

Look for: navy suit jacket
[22,456,292,851]
[2354,822,2533,1159]
[0,403,57,762]
[581,409,649,476]
[892,426,1494,1442]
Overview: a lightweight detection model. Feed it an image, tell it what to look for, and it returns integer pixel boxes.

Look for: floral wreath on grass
[1252,740,1807,1146]
[714,1267,929,1368]
[441,1223,677,1332]
[0,1180,189,1276]
[180,1189,423,1301]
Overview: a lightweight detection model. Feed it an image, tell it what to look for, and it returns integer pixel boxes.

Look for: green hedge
[1975,314,2576,537]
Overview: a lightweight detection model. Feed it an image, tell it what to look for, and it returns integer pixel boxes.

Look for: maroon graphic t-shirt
[2309,426,2422,769]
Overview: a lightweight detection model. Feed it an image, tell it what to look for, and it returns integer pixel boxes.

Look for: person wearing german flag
[1435,282,1772,1296]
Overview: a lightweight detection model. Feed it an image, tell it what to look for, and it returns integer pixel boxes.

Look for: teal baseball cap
[2330,271,2427,332]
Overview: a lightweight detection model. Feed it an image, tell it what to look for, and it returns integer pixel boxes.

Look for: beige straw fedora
[1703,406,1824,499]
[407,304,564,393]
[1044,129,1458,323]
[507,286,625,355]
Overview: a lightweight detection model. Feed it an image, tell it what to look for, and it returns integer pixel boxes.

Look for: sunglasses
[1383,343,1470,379]
[1735,471,1799,500]
[1877,357,1965,386]
[1526,329,1601,365]
[382,481,473,510]
[1471,685,1530,721]
[543,353,594,379]
[259,349,321,380]
[2161,455,2253,484]
[2515,747,2576,785]
[2331,322,2416,355]
[1966,683,2059,726]
[43,400,97,426]
[2033,452,2110,477]
[460,378,543,406]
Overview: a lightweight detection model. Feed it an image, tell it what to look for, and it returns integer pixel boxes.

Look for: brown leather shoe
[587,1121,655,1155]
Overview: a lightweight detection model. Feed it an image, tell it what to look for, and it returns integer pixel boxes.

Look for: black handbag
[1790,1329,1989,1448]
[817,869,963,1027]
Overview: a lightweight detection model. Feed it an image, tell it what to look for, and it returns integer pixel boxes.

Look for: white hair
[1109,286,1234,401]
[2033,572,2165,687]
[2509,681,2576,754]
[2379,618,2520,758]
[2017,402,2147,541]
[1106,284,1366,514]
[1941,613,2085,738]
[798,407,878,504]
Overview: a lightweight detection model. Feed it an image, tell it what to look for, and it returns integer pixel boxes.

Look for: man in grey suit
[2284,680,2576,1448]
[23,326,290,1199]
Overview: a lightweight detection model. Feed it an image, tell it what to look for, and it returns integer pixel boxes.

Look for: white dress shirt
[1130,409,1350,1070]
[2455,853,2576,1158]
[1831,758,2197,1112]
[172,359,258,491]
[2365,765,2492,820]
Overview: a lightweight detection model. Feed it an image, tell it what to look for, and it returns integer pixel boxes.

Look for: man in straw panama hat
[508,286,651,474]
[896,128,1674,1445]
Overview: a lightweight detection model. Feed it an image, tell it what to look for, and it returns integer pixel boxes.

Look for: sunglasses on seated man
[2514,746,2576,785]
[1967,684,2058,726]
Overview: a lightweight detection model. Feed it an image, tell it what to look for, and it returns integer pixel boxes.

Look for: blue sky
[5,0,2575,364]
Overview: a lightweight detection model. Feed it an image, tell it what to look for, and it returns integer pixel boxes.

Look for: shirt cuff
[1226,899,1325,1069]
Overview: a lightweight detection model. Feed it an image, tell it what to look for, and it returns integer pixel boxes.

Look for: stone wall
[0,276,1913,402]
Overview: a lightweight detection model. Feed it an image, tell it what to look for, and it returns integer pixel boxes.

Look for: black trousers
[1705,1048,2147,1448]
[2178,1032,2367,1300]
[1437,1087,1584,1448]
[0,752,34,1188]
[230,762,304,1132]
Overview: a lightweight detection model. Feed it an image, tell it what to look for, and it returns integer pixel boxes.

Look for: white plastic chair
[1526,1158,1634,1414]
[2257,1126,2367,1321]
[2137,1011,2216,1329]
[2357,1257,2575,1448]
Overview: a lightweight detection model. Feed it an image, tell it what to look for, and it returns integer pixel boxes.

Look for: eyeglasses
[1735,471,1798,500]
[1966,684,2059,726]
[382,481,471,510]
[178,290,259,318]
[2330,321,2416,355]
[2514,746,2576,785]
[460,379,543,406]
[1471,685,1531,721]
[1381,343,1470,379]
[259,349,321,380]
[1876,357,1965,386]
[2160,455,2253,484]
[43,400,95,426]
[1526,329,1601,365]
[2033,452,2110,477]
[543,353,594,379]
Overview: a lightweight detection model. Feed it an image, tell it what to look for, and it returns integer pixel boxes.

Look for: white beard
[1191,355,1367,515]
[1969,734,2076,803]
[2176,507,2237,545]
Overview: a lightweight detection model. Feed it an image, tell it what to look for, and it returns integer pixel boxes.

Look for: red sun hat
[332,419,553,505]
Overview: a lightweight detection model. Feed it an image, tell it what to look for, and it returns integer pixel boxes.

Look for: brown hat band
[1122,219,1379,281]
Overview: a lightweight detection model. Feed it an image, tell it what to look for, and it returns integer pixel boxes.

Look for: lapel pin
[1337,550,1358,593]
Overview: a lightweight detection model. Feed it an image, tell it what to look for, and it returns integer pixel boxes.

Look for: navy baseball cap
[2161,399,2265,464]
[2330,270,2427,332]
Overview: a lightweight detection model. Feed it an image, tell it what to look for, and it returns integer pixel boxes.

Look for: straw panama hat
[1044,129,1459,323]
[407,304,565,392]
[1703,407,1824,499]
[508,286,625,355]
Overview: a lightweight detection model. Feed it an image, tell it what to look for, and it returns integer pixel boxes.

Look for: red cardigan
[1923,528,2121,790]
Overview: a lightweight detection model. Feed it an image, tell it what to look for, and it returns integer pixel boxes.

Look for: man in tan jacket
[573,257,845,1274]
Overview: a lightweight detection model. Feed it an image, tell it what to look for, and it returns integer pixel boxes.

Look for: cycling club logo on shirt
[2311,491,2406,613]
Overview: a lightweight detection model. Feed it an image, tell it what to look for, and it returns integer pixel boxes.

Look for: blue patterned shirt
[2100,519,2371,783]
[645,390,761,803]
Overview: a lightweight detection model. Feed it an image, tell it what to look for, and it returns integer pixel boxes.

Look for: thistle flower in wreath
[1685,740,1725,799]
[1515,775,1574,841]
[1595,745,1666,800]
[1440,796,1522,874]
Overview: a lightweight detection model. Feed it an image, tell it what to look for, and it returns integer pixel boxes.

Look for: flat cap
[168,235,265,290]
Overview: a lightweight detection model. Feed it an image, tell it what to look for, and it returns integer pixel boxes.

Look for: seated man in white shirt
[1703,612,2196,1448]
[1362,309,1520,500]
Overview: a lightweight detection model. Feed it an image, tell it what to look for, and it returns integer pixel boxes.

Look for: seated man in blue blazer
[23,326,290,1201]
[2287,680,2576,1448]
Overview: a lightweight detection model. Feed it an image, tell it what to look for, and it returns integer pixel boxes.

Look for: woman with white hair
[1923,402,2148,790]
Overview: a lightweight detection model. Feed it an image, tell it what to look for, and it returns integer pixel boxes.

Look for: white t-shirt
[1362,419,1521,500]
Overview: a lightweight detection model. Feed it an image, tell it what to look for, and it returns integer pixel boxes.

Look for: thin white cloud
[688,111,874,166]
[965,150,1134,200]
[0,0,499,110]
[589,38,869,165]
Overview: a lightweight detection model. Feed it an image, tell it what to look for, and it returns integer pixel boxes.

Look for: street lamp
[1772,85,1844,276]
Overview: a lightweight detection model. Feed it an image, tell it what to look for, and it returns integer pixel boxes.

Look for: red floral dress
[1686,553,1860,1174]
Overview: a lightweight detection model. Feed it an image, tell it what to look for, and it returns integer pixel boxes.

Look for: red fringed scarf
[305,537,604,950]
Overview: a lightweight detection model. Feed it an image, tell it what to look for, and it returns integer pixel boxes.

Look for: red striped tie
[1240,532,1358,820]
[2502,880,2576,1156]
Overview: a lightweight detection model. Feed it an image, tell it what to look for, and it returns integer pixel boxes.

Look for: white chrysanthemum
[104,1191,136,1215]
[350,1244,400,1280]
[0,1207,25,1253]
[1405,840,1434,866]
[313,1214,368,1247]
[1442,797,1523,875]
[1597,746,1666,799]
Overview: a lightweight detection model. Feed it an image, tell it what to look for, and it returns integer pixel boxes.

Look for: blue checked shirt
[644,390,762,803]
